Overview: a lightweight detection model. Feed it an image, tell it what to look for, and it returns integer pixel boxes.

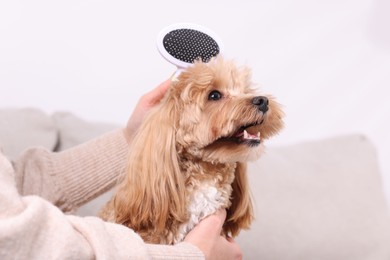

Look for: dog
[100,58,284,244]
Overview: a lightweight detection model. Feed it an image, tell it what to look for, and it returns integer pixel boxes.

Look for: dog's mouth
[216,120,263,146]
[235,124,261,143]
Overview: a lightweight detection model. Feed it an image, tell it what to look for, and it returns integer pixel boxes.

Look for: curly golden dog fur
[100,58,284,244]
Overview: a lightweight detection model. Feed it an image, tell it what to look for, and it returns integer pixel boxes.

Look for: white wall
[1,0,389,202]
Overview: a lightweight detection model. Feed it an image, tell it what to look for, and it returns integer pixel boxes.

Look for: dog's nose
[252,96,269,113]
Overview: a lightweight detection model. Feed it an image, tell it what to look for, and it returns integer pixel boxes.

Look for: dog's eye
[208,90,222,101]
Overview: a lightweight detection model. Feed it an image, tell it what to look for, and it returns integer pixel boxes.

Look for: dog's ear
[112,100,187,242]
[225,162,254,237]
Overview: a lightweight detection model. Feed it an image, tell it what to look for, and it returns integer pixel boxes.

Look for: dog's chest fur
[175,158,236,243]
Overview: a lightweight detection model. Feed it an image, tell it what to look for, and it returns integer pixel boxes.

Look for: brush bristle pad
[163,29,220,64]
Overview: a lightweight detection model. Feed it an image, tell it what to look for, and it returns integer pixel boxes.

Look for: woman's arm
[13,129,128,212]
[1,152,203,259]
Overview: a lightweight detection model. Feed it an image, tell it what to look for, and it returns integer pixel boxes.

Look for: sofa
[1,108,390,259]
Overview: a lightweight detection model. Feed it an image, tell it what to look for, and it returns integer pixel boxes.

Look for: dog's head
[159,58,284,163]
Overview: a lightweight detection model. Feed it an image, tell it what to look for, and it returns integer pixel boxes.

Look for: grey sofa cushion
[0,108,119,158]
[0,108,57,159]
[237,135,390,259]
[51,112,119,151]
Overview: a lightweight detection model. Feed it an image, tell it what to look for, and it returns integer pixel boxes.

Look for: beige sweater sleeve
[13,129,129,212]
[1,130,204,259]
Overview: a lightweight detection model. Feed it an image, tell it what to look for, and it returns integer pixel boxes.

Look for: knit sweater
[0,129,204,259]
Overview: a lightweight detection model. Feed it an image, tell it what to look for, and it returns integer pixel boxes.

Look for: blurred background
[1,0,389,204]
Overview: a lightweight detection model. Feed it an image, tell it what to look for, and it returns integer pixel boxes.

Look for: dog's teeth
[244,130,248,139]
[257,132,261,138]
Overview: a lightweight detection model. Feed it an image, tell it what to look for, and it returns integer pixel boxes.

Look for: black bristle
[163,29,220,63]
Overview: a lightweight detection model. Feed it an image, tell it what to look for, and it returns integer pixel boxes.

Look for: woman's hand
[185,210,243,260]
[124,79,171,143]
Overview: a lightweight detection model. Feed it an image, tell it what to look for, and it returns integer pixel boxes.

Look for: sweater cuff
[146,242,204,259]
